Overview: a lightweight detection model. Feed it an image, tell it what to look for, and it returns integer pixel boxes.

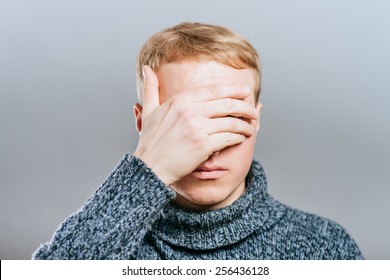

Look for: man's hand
[133,65,258,186]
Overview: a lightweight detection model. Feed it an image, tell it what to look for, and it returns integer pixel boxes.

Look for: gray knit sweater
[32,155,363,259]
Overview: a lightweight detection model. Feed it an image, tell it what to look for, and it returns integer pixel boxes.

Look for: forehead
[156,60,256,103]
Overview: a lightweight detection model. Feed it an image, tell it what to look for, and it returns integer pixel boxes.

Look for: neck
[153,160,283,251]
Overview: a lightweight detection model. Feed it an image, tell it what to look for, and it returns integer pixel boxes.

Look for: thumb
[142,65,160,117]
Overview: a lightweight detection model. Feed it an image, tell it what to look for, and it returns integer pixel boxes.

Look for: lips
[192,165,228,179]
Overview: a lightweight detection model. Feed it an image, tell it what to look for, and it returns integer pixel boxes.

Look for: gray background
[1,0,389,259]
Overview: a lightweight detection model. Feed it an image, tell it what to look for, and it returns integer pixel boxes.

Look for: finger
[207,132,246,154]
[181,84,252,103]
[202,98,258,120]
[142,65,160,117]
[207,117,254,137]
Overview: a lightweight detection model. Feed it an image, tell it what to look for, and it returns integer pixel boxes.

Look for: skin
[133,60,262,211]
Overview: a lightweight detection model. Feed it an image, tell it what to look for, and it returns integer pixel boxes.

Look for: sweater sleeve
[32,154,176,260]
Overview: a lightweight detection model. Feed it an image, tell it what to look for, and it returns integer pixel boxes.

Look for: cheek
[237,119,258,153]
[224,138,255,182]
[240,135,257,157]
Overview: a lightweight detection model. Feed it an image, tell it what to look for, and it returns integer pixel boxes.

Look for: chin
[172,176,245,211]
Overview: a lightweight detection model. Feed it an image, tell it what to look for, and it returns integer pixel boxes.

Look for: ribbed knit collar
[153,160,286,250]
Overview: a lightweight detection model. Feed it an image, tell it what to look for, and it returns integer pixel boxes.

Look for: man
[33,22,363,259]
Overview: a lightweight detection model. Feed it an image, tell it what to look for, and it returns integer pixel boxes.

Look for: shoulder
[272,202,364,259]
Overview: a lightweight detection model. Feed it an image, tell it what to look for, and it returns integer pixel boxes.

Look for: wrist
[133,150,176,186]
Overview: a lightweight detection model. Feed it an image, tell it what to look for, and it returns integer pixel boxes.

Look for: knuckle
[187,119,199,132]
[225,133,234,143]
[225,98,234,111]
[169,97,197,122]
[182,109,196,122]
[228,117,238,131]
[170,102,189,118]
[226,133,243,144]
[194,135,208,151]
[208,86,219,99]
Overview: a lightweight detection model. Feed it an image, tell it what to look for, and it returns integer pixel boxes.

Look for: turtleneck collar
[152,160,286,250]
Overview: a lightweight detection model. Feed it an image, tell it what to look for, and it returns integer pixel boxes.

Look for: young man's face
[155,60,261,210]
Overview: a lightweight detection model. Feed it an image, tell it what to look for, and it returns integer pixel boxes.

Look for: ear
[133,103,143,133]
[255,103,263,133]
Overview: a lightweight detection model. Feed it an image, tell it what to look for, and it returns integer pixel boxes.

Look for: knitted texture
[32,155,363,259]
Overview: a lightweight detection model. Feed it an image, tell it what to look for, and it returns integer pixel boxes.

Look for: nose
[212,150,220,156]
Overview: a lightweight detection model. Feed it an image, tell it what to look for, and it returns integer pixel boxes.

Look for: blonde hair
[136,22,261,103]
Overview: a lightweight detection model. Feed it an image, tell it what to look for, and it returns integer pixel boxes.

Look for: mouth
[191,166,228,180]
